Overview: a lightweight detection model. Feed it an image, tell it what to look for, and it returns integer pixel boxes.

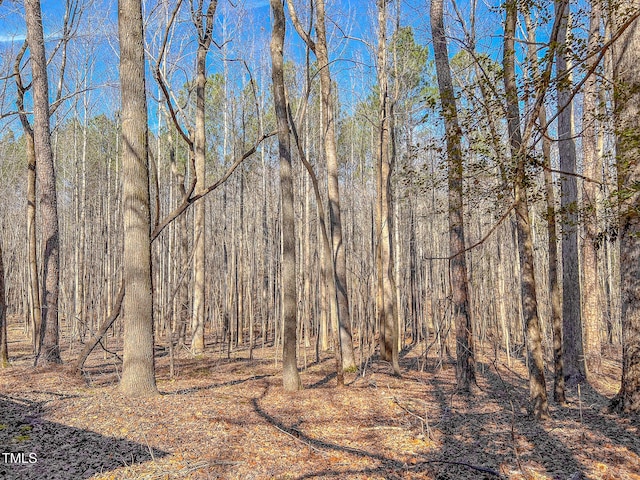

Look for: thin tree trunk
[556,0,586,385]
[271,0,301,391]
[0,241,8,368]
[581,0,603,374]
[503,0,549,420]
[375,0,400,376]
[524,13,566,404]
[190,0,218,355]
[25,0,62,366]
[314,0,356,370]
[431,0,476,392]
[191,46,207,355]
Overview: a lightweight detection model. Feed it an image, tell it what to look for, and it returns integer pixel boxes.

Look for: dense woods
[1,0,640,477]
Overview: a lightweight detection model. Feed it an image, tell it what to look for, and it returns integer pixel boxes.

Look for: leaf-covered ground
[1,324,639,480]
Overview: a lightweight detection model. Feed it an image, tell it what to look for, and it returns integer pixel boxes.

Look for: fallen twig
[413,458,503,477]
[272,423,328,455]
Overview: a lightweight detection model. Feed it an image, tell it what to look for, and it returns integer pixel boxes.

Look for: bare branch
[150,130,275,242]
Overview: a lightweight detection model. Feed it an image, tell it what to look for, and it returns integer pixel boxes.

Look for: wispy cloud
[0,33,26,43]
[243,0,270,10]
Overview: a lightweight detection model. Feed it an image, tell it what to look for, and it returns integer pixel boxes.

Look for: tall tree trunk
[191,46,207,355]
[26,133,41,354]
[376,0,400,376]
[25,0,62,366]
[556,0,586,385]
[609,1,640,414]
[503,0,549,420]
[271,0,301,392]
[581,0,603,373]
[431,0,475,393]
[0,241,8,368]
[14,41,41,355]
[314,0,357,370]
[541,106,566,404]
[524,13,566,404]
[119,0,158,396]
[190,0,217,355]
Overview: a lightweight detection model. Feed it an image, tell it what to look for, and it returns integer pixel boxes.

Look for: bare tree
[375,0,400,376]
[191,0,218,355]
[431,0,475,392]
[25,0,62,366]
[0,240,8,368]
[581,0,604,373]
[271,0,301,391]
[523,12,566,404]
[556,0,585,385]
[286,0,357,369]
[503,0,549,420]
[119,0,158,396]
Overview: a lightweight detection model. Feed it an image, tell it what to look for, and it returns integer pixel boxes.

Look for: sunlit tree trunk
[524,13,566,404]
[375,0,400,376]
[556,0,586,385]
[191,0,218,355]
[431,0,475,393]
[314,0,357,370]
[581,0,603,374]
[25,0,62,366]
[271,0,302,391]
[119,0,158,396]
[503,0,549,420]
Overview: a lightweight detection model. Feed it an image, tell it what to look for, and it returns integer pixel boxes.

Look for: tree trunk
[609,2,640,414]
[376,0,400,376]
[541,106,566,403]
[556,0,586,385]
[503,0,549,420]
[190,0,217,355]
[26,132,41,354]
[431,0,475,393]
[271,0,301,392]
[523,13,566,404]
[581,0,603,374]
[0,241,8,368]
[314,0,357,370]
[191,46,207,355]
[118,0,158,396]
[25,0,62,366]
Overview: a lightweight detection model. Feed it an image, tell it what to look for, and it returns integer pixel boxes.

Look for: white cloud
[0,33,26,43]
[244,0,270,10]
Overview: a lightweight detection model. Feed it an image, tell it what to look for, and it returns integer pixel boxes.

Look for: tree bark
[431,0,475,393]
[271,0,302,392]
[523,13,566,404]
[0,241,8,368]
[191,0,218,355]
[609,1,640,413]
[556,0,586,385]
[376,0,400,376]
[504,0,549,420]
[118,0,158,396]
[14,41,42,355]
[314,0,357,370]
[25,0,62,366]
[581,0,603,374]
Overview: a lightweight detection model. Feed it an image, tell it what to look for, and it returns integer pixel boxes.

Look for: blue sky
[0,0,552,135]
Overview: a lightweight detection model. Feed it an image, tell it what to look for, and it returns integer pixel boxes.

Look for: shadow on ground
[0,394,167,480]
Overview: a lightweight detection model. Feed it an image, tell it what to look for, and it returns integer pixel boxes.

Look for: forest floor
[1,321,639,480]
